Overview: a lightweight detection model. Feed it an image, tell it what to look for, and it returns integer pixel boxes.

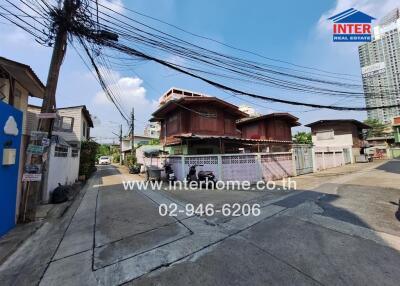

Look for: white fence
[45,144,80,202]
[314,147,345,171]
[137,145,357,183]
[166,152,294,183]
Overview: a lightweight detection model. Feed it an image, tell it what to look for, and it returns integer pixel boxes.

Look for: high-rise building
[358,8,400,123]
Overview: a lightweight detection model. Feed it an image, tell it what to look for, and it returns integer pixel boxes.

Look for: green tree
[79,141,99,179]
[96,144,111,161]
[293,132,312,144]
[363,119,386,137]
[149,138,160,145]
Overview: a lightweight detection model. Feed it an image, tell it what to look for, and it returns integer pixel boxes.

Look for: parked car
[98,156,111,165]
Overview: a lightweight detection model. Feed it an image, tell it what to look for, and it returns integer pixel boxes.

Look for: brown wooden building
[151,96,248,154]
[151,90,301,155]
[237,113,300,152]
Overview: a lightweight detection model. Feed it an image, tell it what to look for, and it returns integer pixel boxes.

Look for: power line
[92,39,400,111]
[95,0,361,78]
[4,0,400,113]
[85,3,400,97]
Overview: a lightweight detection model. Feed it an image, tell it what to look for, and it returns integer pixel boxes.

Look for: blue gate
[0,100,22,236]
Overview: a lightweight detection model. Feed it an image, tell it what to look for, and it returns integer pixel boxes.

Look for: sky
[1,0,399,143]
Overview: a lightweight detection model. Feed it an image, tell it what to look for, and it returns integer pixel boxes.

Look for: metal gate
[293,145,313,175]
[343,148,352,164]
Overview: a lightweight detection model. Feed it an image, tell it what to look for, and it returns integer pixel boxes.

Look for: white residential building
[0,57,45,221]
[238,105,259,117]
[305,119,371,163]
[144,122,161,138]
[121,135,155,163]
[158,87,209,106]
[358,8,400,123]
[27,105,93,201]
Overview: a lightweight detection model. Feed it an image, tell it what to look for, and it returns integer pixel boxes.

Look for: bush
[79,141,99,179]
[112,152,120,163]
[125,154,137,167]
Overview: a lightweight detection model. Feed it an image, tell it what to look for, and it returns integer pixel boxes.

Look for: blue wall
[0,100,22,236]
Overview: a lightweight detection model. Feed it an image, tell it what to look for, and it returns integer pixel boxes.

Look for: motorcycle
[164,163,176,182]
[186,165,216,187]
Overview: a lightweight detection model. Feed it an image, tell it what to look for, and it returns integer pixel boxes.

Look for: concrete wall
[310,122,360,148]
[121,137,153,152]
[54,107,83,142]
[45,144,80,202]
[311,133,354,148]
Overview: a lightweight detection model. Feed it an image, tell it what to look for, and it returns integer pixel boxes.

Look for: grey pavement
[1,160,400,285]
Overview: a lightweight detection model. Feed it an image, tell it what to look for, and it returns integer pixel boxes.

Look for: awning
[170,133,292,146]
[0,57,45,99]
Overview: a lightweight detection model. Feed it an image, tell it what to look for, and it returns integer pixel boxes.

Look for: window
[83,121,87,139]
[55,146,68,157]
[71,148,79,157]
[86,123,90,138]
[54,116,74,132]
[316,130,334,140]
[167,114,178,134]
[61,117,74,131]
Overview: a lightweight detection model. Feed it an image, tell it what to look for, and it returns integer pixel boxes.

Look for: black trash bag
[51,183,69,204]
[129,164,141,174]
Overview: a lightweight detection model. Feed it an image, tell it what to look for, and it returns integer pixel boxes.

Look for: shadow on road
[375,160,400,174]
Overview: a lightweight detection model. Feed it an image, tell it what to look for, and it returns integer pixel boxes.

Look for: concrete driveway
[1,161,400,286]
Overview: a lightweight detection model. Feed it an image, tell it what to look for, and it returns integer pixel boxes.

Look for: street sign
[27,144,45,154]
[24,164,42,174]
[38,113,59,119]
[41,138,50,147]
[30,131,48,140]
[22,173,42,182]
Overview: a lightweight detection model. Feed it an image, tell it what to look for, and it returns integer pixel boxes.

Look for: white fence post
[181,156,185,181]
[256,153,262,181]
[217,155,222,181]
[312,147,317,173]
[291,150,297,177]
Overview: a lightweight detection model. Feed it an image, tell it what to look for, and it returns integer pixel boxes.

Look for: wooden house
[237,113,300,152]
[151,89,301,155]
[151,95,247,155]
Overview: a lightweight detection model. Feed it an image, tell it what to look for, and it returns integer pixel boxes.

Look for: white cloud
[91,75,158,141]
[99,0,125,14]
[4,116,19,136]
[93,77,149,106]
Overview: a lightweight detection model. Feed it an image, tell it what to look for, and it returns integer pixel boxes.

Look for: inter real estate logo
[328,8,375,42]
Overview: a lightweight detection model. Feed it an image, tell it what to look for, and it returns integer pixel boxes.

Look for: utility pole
[119,124,122,164]
[23,0,76,221]
[130,108,135,163]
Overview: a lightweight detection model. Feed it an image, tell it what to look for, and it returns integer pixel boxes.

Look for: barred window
[55,146,68,157]
[71,148,79,157]
[54,116,74,132]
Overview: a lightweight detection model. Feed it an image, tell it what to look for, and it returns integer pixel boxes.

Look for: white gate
[293,145,313,175]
